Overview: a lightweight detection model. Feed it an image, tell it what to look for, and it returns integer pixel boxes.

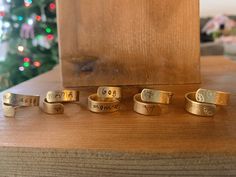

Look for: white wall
[200,0,236,17]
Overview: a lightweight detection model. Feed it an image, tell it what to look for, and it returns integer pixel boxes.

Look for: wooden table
[0,56,236,176]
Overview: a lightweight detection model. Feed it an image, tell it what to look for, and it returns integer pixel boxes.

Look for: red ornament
[49,3,56,10]
[47,34,54,40]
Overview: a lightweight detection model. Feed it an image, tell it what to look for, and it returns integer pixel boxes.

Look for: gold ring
[3,92,40,107]
[88,94,120,113]
[185,92,216,117]
[46,90,79,103]
[42,98,64,114]
[2,103,18,117]
[133,94,162,116]
[196,88,230,106]
[141,89,173,104]
[97,86,121,100]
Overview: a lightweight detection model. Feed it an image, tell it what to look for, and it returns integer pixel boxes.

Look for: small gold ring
[3,92,40,107]
[46,90,79,103]
[42,98,64,114]
[196,88,230,106]
[88,94,120,113]
[141,89,173,104]
[185,92,217,117]
[2,103,18,117]
[134,94,162,116]
[97,86,121,100]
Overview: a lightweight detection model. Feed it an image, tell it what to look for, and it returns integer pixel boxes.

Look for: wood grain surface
[57,0,200,87]
[0,147,235,177]
[0,56,236,176]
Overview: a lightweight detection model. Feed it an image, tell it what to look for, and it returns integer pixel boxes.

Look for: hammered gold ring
[2,92,40,117]
[3,92,40,107]
[185,92,217,117]
[2,103,19,117]
[141,89,173,104]
[134,94,162,116]
[42,98,64,114]
[88,94,120,113]
[196,88,230,106]
[42,89,79,115]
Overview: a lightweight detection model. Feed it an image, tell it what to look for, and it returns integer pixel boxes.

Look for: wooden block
[57,0,200,87]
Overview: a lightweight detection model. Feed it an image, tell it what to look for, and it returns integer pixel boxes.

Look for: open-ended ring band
[185,92,217,117]
[134,94,162,116]
[42,98,64,114]
[196,88,230,106]
[88,94,120,113]
[2,103,19,117]
[141,89,173,104]
[97,86,121,100]
[46,90,79,103]
[3,92,40,107]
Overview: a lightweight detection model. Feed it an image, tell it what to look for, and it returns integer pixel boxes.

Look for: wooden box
[57,0,200,87]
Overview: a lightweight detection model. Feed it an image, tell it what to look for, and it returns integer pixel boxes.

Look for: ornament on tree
[32,35,51,49]
[20,18,35,39]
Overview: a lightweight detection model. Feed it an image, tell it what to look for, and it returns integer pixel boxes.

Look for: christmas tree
[0,0,58,91]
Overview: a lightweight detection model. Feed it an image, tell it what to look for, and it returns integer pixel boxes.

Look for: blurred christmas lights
[47,34,54,40]
[49,3,56,10]
[23,57,30,62]
[23,62,30,67]
[19,66,25,71]
[35,15,41,21]
[18,16,24,21]
[33,61,41,67]
[27,18,34,25]
[24,0,32,7]
[45,27,52,33]
[18,45,24,52]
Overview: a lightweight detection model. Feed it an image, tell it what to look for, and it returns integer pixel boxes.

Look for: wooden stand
[0,56,236,176]
[57,0,200,87]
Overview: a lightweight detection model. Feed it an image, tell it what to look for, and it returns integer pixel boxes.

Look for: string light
[23,62,30,67]
[3,21,10,28]
[0,6,5,17]
[23,57,30,62]
[19,66,25,71]
[18,45,24,52]
[33,61,41,67]
[18,16,23,21]
[49,3,56,10]
[45,27,52,33]
[35,15,41,21]
[0,11,5,17]
[14,23,19,28]
[27,18,34,25]
[47,34,54,40]
[24,0,32,7]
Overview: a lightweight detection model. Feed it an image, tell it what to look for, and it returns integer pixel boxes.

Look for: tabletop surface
[0,56,236,154]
